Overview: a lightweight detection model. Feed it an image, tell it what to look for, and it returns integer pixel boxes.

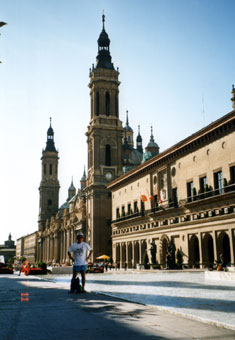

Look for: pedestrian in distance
[68,232,93,293]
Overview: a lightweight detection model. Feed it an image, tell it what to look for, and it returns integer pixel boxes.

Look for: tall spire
[45,117,57,152]
[231,84,235,110]
[96,14,114,69]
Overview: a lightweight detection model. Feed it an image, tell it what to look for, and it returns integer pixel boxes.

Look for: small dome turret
[80,166,87,191]
[45,118,57,152]
[143,126,160,161]
[68,177,76,201]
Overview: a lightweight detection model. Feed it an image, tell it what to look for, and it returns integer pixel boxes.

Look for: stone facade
[108,110,235,269]
[0,234,16,263]
[16,232,37,263]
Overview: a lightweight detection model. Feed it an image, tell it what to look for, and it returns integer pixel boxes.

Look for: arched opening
[217,232,231,265]
[128,243,132,268]
[115,94,119,117]
[202,233,214,268]
[122,244,126,268]
[134,242,139,267]
[96,91,100,116]
[105,144,111,166]
[188,235,200,268]
[105,91,110,116]
[116,244,120,267]
[161,238,168,266]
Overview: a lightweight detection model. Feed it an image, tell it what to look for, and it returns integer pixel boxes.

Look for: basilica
[34,15,160,264]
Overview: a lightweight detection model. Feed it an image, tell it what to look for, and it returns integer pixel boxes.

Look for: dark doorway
[188,235,200,268]
[217,232,231,265]
[202,233,214,268]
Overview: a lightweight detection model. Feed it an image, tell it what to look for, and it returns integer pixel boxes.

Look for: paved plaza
[1,274,235,340]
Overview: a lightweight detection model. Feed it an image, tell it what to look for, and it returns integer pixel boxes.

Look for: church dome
[69,181,76,191]
[147,140,159,148]
[124,125,133,132]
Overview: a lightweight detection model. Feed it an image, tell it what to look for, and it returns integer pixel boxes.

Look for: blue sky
[0,0,234,244]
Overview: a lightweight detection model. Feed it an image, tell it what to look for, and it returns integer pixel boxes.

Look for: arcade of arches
[113,229,235,268]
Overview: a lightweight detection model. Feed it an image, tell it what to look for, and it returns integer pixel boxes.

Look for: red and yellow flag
[140,195,148,202]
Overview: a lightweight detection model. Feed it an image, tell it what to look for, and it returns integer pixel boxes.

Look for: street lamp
[0,21,7,64]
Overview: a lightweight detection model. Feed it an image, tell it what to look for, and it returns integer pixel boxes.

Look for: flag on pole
[140,195,148,202]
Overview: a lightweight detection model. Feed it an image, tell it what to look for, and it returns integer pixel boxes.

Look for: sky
[0,0,234,244]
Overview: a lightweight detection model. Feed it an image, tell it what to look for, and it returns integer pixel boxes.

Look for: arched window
[44,164,46,175]
[105,144,111,166]
[49,164,52,175]
[96,91,100,116]
[115,94,118,117]
[105,91,110,116]
[48,199,52,206]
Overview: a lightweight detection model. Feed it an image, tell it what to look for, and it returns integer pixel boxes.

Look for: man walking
[68,232,93,293]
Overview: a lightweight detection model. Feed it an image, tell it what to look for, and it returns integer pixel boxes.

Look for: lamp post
[0,21,7,64]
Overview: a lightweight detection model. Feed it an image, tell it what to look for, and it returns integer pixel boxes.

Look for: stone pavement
[1,275,235,340]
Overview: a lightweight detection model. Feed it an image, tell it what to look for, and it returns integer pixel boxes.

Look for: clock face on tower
[105,172,113,181]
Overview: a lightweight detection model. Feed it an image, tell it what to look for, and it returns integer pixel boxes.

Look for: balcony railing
[185,183,235,204]
[112,211,141,223]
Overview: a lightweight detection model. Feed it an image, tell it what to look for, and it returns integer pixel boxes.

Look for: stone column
[132,241,135,268]
[54,234,58,263]
[229,229,235,266]
[120,243,123,269]
[198,232,203,268]
[125,243,128,269]
[113,243,116,264]
[212,230,218,263]
[139,241,142,266]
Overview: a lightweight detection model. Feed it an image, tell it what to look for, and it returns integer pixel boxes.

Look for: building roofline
[107,109,235,190]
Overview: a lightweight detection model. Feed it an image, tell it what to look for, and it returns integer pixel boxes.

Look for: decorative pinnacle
[231,85,235,109]
[102,13,105,30]
[150,125,155,141]
[126,110,129,126]
[49,117,52,126]
[138,125,140,135]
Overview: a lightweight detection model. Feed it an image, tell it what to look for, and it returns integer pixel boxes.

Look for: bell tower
[38,118,60,231]
[86,15,123,259]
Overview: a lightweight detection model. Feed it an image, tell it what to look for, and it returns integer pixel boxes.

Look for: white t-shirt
[68,242,91,266]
